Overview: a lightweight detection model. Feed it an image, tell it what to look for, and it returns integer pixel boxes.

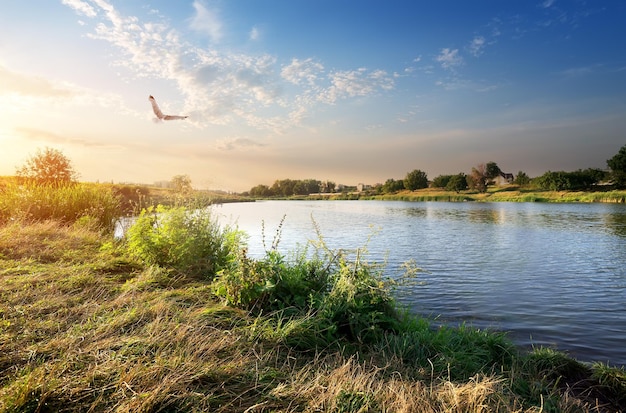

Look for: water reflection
[213,200,626,367]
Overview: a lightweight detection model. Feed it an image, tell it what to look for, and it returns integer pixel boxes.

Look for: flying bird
[149,95,188,121]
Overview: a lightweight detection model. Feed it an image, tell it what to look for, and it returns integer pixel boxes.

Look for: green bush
[214,243,402,345]
[126,205,241,278]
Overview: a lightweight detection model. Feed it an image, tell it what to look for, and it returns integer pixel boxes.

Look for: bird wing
[149,95,165,119]
[163,115,189,120]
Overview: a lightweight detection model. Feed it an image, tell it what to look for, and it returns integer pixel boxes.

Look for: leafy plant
[126,205,241,278]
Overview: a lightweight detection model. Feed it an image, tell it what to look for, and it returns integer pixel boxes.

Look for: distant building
[498,172,514,185]
[357,183,372,192]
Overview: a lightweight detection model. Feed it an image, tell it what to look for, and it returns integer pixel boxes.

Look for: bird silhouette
[149,95,188,121]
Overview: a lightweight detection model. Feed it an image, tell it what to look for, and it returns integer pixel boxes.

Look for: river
[212,200,626,367]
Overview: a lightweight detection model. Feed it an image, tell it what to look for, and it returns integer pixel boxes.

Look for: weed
[125,205,243,279]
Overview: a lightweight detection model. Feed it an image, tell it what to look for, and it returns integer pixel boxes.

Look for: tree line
[245,144,626,196]
[9,144,626,196]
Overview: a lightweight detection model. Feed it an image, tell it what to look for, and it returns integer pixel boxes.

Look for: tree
[403,169,428,191]
[381,178,405,194]
[514,171,531,186]
[16,147,78,186]
[249,184,272,197]
[468,163,488,193]
[445,173,468,193]
[485,162,502,180]
[535,169,604,191]
[432,175,453,188]
[320,181,336,193]
[170,174,193,195]
[607,144,626,188]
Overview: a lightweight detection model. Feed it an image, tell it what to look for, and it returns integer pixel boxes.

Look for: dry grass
[1,220,623,412]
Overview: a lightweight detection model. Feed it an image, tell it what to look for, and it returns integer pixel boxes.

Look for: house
[498,172,514,185]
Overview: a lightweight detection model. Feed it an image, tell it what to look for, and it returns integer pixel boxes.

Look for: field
[325,186,626,203]
[1,181,625,412]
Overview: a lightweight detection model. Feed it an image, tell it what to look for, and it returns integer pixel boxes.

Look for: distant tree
[170,174,193,195]
[381,178,405,194]
[16,147,78,186]
[403,169,428,191]
[271,179,297,197]
[432,175,453,188]
[320,180,336,193]
[607,144,626,188]
[445,173,468,193]
[303,179,321,194]
[485,162,502,180]
[249,184,273,197]
[535,169,604,191]
[468,163,488,193]
[514,171,531,186]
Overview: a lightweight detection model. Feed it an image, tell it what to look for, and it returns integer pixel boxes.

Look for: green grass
[1,199,625,411]
[317,186,626,203]
[0,181,122,231]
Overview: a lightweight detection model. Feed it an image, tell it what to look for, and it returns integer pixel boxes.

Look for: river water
[212,200,626,367]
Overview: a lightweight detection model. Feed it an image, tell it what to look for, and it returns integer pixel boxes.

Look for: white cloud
[60,0,395,133]
[249,26,260,41]
[318,68,394,104]
[281,58,324,86]
[541,0,556,9]
[189,0,222,43]
[468,36,486,57]
[61,0,97,18]
[435,48,463,70]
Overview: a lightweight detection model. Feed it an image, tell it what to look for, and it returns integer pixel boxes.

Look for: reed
[0,181,121,231]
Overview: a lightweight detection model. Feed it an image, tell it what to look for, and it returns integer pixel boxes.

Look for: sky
[1,0,625,191]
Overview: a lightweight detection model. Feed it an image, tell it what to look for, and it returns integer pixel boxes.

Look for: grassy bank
[0,178,250,228]
[1,183,625,411]
[1,196,625,411]
[307,187,626,203]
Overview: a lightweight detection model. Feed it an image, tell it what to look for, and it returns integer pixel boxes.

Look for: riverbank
[2,216,625,412]
[306,187,626,203]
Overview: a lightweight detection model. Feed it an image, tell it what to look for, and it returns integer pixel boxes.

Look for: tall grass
[2,209,626,411]
[0,181,121,231]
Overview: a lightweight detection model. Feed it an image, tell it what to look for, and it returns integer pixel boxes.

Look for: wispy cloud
[16,127,120,148]
[62,0,394,133]
[541,0,556,9]
[281,58,324,86]
[318,68,394,104]
[215,137,266,151]
[61,0,97,18]
[435,48,463,70]
[0,65,74,97]
[189,0,222,43]
[249,26,260,41]
[468,36,486,57]
[557,64,602,78]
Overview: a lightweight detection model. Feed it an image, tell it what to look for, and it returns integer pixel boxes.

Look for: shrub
[126,205,241,278]
[214,242,403,345]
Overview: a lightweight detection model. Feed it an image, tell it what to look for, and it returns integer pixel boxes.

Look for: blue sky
[1,0,625,191]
